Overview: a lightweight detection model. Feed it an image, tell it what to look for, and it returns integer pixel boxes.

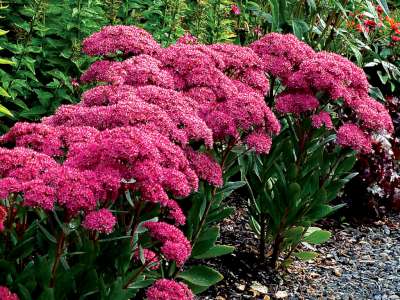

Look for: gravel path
[198,200,400,300]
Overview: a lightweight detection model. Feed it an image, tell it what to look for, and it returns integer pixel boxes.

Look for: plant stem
[270,231,282,268]
[50,230,66,287]
[130,199,143,248]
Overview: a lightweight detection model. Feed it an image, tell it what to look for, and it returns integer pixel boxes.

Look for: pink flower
[275,93,319,114]
[0,206,7,232]
[133,248,160,270]
[336,124,372,153]
[231,4,241,15]
[287,52,369,103]
[0,286,19,300]
[351,97,394,133]
[146,279,193,300]
[245,132,272,154]
[311,111,333,129]
[22,180,56,211]
[82,209,117,234]
[82,25,160,56]
[250,33,315,82]
[144,221,191,266]
[185,149,223,187]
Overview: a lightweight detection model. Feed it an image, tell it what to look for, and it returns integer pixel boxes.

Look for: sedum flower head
[82,208,117,234]
[0,286,19,300]
[144,221,191,266]
[82,25,160,56]
[146,279,193,300]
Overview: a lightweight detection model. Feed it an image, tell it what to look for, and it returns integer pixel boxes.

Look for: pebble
[275,291,288,299]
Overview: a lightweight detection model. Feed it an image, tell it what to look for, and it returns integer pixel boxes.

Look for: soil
[197,197,400,300]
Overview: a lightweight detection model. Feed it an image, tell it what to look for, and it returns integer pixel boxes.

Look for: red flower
[231,4,240,15]
[391,35,400,42]
[364,19,377,28]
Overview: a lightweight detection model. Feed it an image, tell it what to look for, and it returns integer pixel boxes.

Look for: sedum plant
[0,25,280,299]
[242,32,393,268]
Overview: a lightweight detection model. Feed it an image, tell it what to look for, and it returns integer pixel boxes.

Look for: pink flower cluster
[146,279,193,300]
[253,33,393,153]
[0,286,19,300]
[144,221,191,266]
[82,25,160,56]
[82,209,116,234]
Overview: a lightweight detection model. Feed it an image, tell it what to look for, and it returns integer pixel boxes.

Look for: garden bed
[199,197,400,300]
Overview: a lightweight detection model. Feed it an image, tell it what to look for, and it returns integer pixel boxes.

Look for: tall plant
[243,32,393,268]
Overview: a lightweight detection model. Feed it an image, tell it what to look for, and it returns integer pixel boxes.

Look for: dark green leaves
[177,266,223,294]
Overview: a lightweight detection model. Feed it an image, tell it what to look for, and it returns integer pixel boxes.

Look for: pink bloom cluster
[253,33,393,153]
[82,25,160,56]
[133,248,160,270]
[250,33,315,83]
[146,279,193,300]
[82,209,116,234]
[144,221,191,266]
[311,111,333,129]
[0,286,19,300]
[157,42,279,149]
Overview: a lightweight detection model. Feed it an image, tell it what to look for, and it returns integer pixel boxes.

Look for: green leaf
[288,182,301,205]
[216,181,246,199]
[0,87,10,98]
[0,29,8,36]
[0,58,15,65]
[193,245,235,259]
[177,265,223,287]
[206,206,234,224]
[34,89,53,107]
[126,279,155,289]
[293,251,318,261]
[34,256,51,287]
[38,224,57,243]
[292,19,309,39]
[38,288,55,300]
[191,227,219,257]
[16,284,32,300]
[0,104,13,117]
[304,230,331,244]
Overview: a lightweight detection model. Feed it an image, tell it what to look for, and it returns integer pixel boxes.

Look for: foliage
[0,0,110,132]
[0,3,15,118]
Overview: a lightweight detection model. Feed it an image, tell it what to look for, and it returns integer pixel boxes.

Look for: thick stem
[270,232,282,269]
[283,226,308,262]
[50,230,66,287]
[259,214,266,262]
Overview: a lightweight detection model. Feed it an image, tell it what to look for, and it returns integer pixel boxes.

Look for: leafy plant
[244,122,355,267]
[242,31,393,268]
